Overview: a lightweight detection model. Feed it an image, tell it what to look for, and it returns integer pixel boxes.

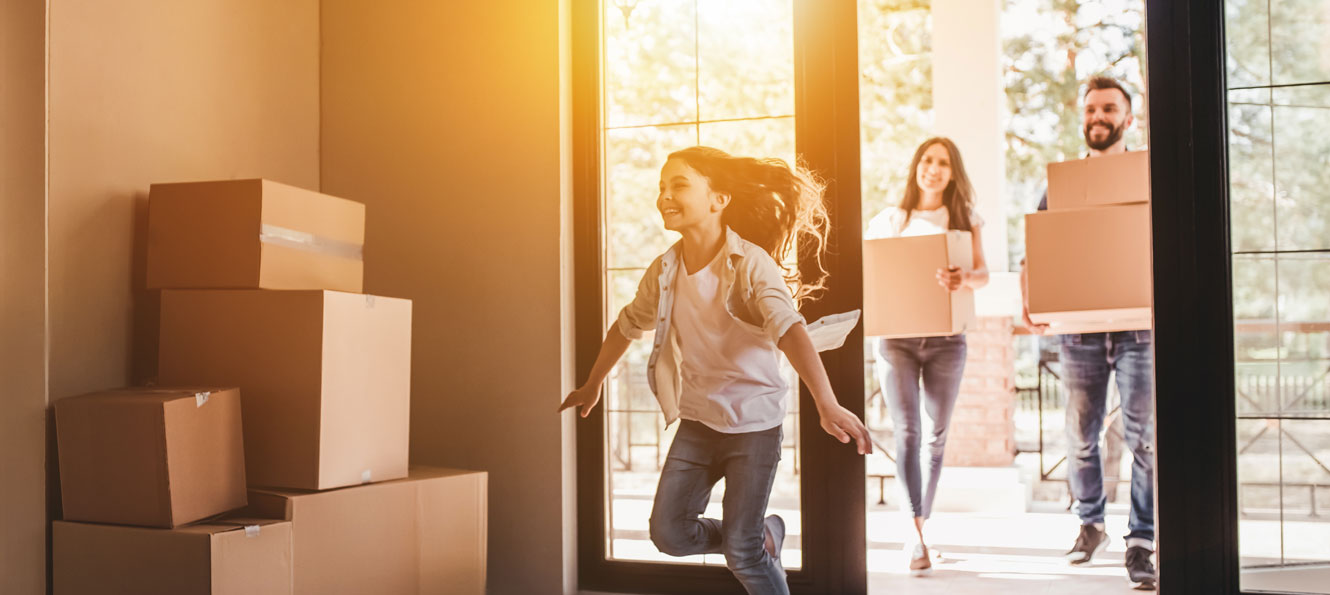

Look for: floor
[866,509,1144,594]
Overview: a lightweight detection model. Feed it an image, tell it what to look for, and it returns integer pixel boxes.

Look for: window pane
[1271,0,1330,86]
[1280,418,1330,566]
[1234,255,1279,416]
[604,0,697,128]
[1225,0,1271,88]
[1227,96,1276,253]
[1274,98,1330,251]
[697,116,796,166]
[697,0,794,121]
[605,125,695,269]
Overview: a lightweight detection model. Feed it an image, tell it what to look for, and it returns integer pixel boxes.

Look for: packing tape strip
[259,224,364,261]
[244,525,261,538]
[195,391,211,407]
[361,469,372,484]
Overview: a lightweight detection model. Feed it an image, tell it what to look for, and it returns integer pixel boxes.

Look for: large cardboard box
[55,387,246,528]
[158,290,412,490]
[1025,203,1153,334]
[1046,150,1150,210]
[864,231,975,338]
[244,467,487,595]
[54,518,292,595]
[147,179,365,292]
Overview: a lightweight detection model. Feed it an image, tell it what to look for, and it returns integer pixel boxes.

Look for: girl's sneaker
[909,543,932,576]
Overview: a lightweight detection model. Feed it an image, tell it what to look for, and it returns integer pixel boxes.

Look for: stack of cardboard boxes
[1025,151,1153,334]
[53,179,487,595]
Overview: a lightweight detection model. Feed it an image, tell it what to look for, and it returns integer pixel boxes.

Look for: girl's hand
[816,402,872,455]
[559,384,603,418]
[935,266,965,291]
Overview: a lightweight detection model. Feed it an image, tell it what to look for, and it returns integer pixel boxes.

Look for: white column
[931,0,1019,314]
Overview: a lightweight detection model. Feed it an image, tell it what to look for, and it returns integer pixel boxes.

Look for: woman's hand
[559,384,603,418]
[936,266,965,291]
[816,401,872,455]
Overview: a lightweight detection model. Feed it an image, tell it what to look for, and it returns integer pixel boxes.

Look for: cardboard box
[864,231,976,338]
[1046,150,1150,210]
[1025,204,1153,334]
[55,387,246,528]
[158,290,412,490]
[244,467,487,595]
[147,179,365,292]
[54,518,292,595]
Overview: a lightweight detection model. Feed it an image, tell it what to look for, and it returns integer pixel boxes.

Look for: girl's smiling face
[657,158,728,232]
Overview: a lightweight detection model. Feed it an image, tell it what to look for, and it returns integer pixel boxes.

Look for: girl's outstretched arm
[778,323,872,455]
[559,326,632,418]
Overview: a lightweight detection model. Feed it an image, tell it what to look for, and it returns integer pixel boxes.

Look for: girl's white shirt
[865,205,984,240]
[615,226,860,430]
[672,248,787,433]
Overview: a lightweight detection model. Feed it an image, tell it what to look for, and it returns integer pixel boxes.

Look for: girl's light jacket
[615,227,859,426]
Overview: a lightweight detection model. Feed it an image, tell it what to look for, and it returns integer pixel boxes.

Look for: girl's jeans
[649,420,788,595]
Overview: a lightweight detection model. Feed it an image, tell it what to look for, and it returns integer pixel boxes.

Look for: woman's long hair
[898,137,975,232]
[667,146,830,305]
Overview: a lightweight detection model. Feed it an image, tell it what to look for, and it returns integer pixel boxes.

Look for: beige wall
[320,1,574,593]
[1,0,49,592]
[47,0,321,401]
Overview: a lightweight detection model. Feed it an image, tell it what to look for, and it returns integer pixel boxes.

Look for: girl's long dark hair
[898,137,975,232]
[667,146,830,305]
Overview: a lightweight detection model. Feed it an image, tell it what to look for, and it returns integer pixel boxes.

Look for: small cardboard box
[1046,151,1150,210]
[55,387,246,528]
[147,179,365,292]
[864,231,975,338]
[158,290,412,491]
[1025,203,1153,334]
[244,467,487,595]
[54,518,292,595]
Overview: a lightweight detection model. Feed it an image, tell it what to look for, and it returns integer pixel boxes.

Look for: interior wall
[0,0,50,592]
[42,2,321,588]
[319,2,572,593]
[46,0,321,401]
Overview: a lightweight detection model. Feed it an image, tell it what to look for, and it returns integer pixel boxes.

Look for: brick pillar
[943,316,1016,467]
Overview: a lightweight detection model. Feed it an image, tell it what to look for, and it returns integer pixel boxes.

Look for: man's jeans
[650,420,788,595]
[876,334,968,519]
[1062,330,1155,543]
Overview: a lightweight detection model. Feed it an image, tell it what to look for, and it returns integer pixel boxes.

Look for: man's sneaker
[763,515,787,580]
[1125,545,1158,590]
[1065,524,1109,565]
[908,543,933,576]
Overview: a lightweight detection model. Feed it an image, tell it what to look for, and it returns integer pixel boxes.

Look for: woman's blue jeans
[876,334,968,519]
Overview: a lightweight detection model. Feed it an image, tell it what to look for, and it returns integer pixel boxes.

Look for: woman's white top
[671,249,788,433]
[865,205,984,239]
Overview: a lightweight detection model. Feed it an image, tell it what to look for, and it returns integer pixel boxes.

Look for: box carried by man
[1025,203,1152,333]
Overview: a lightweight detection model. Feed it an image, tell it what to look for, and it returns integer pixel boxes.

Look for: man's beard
[1084,120,1126,151]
